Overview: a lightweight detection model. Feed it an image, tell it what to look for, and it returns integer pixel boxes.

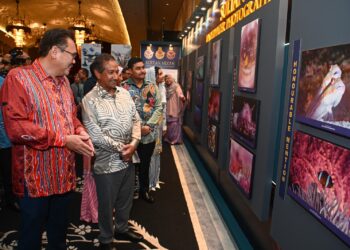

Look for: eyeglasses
[61,49,78,59]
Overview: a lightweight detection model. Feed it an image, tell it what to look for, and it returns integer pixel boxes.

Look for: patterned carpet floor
[0,143,198,250]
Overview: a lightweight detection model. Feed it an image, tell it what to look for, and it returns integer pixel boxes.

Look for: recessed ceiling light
[195,16,200,19]
[165,3,169,6]
[201,7,206,11]
[191,21,195,24]
[207,0,212,2]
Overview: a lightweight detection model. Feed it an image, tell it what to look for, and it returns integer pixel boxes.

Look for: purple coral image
[288,131,350,246]
[231,95,259,148]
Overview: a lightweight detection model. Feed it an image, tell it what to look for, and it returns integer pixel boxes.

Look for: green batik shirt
[123,78,162,144]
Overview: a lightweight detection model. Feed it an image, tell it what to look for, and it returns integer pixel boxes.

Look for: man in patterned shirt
[124,57,162,203]
[82,54,143,249]
[0,29,95,250]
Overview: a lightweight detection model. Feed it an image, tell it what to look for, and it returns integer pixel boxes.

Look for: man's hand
[141,125,152,136]
[65,134,94,157]
[79,130,95,153]
[121,144,136,162]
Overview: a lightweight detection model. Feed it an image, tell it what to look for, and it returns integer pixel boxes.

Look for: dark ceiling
[119,0,184,56]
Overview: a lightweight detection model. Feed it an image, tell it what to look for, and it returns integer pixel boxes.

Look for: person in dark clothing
[83,64,97,95]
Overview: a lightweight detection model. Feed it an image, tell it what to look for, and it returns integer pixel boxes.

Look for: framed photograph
[193,106,202,132]
[230,95,260,148]
[186,71,193,110]
[228,139,255,198]
[207,123,219,157]
[238,18,261,92]
[296,42,350,138]
[207,88,221,123]
[194,80,204,108]
[288,131,350,246]
[209,39,221,86]
[196,55,205,80]
[81,44,101,76]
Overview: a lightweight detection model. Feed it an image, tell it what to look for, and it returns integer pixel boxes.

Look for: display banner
[279,39,301,199]
[81,44,102,76]
[111,44,132,68]
[140,41,181,81]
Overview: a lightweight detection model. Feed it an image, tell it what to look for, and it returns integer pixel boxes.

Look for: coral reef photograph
[231,95,259,148]
[288,131,350,245]
[229,139,255,198]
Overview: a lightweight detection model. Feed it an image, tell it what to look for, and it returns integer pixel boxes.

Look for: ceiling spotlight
[201,7,206,11]
[207,0,213,2]
[195,16,200,19]
[191,21,195,24]
[165,3,169,6]
[187,26,191,29]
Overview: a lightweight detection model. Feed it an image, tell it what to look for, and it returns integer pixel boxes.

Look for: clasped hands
[121,144,136,162]
[65,131,95,157]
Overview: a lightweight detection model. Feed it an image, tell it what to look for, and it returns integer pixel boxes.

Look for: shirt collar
[96,83,118,98]
[32,59,66,84]
[127,78,150,88]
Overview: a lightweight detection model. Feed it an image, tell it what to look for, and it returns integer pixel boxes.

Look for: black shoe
[115,230,143,242]
[99,242,112,250]
[141,191,155,203]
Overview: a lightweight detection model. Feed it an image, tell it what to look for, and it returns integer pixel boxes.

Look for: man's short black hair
[79,68,89,77]
[90,53,116,76]
[127,57,143,70]
[39,29,75,57]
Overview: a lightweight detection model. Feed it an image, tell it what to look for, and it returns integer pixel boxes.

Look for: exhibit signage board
[140,41,181,81]
[278,39,301,198]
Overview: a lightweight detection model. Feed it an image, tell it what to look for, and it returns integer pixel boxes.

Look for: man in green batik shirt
[123,57,162,203]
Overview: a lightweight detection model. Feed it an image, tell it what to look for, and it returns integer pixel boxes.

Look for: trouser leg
[94,170,128,243]
[136,142,155,193]
[114,164,134,233]
[18,190,48,250]
[46,192,73,250]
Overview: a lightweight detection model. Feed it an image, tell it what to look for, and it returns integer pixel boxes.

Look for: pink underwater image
[208,88,221,123]
[288,131,350,243]
[238,18,260,92]
[229,139,254,197]
[231,96,259,147]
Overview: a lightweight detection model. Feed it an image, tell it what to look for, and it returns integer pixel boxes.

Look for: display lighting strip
[178,0,220,40]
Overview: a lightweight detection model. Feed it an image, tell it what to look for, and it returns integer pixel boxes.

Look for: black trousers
[18,190,73,250]
[0,147,16,205]
[136,141,155,193]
